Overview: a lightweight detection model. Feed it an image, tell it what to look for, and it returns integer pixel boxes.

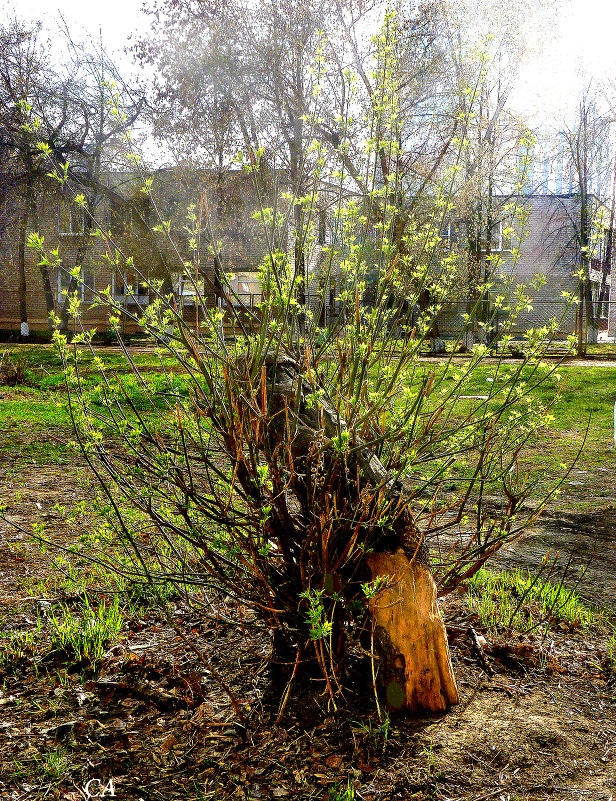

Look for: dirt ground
[0,437,615,800]
[495,508,616,613]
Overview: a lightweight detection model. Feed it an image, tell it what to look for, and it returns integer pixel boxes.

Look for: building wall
[0,169,284,335]
[2,179,608,341]
[494,195,582,334]
[445,195,607,339]
[0,187,117,333]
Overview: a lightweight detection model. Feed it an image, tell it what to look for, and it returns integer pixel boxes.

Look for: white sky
[512,0,616,125]
[2,0,148,72]
[4,0,616,126]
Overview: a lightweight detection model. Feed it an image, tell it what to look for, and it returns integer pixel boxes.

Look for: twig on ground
[467,626,494,677]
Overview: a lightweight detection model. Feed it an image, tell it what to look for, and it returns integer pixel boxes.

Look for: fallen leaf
[161,733,179,752]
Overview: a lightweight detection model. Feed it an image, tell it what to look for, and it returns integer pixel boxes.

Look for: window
[441,222,461,248]
[179,274,206,305]
[58,205,86,236]
[57,270,71,304]
[82,268,95,302]
[113,270,149,304]
[594,230,609,263]
[490,220,513,253]
[231,272,261,307]
[56,267,95,303]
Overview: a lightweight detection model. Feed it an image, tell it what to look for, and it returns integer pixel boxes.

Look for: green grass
[435,360,616,440]
[605,632,616,674]
[520,364,616,504]
[48,596,123,661]
[0,593,124,668]
[327,779,355,801]
[39,748,69,781]
[531,364,616,435]
[0,395,70,427]
[0,345,191,465]
[0,629,37,668]
[465,567,602,633]
[585,342,616,358]
[415,358,616,505]
[1,343,615,508]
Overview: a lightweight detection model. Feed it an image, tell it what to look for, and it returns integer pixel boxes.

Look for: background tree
[0,18,145,332]
[557,89,612,352]
[0,19,47,336]
[136,0,454,314]
[435,0,554,348]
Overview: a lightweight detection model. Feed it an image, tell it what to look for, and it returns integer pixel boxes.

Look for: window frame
[58,205,87,237]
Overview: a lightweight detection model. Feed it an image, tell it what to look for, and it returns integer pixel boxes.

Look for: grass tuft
[465,567,601,633]
[48,596,123,661]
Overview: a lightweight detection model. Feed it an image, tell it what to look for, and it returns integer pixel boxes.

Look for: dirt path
[495,508,616,612]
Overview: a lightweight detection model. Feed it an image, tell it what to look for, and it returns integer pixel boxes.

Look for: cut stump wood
[367,550,459,714]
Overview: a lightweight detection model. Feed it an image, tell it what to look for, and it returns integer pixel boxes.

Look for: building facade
[0,168,279,337]
[437,193,611,343]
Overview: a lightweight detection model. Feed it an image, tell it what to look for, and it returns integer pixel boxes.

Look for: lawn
[2,340,616,506]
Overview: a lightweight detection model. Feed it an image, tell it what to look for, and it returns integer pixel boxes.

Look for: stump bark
[367,550,459,714]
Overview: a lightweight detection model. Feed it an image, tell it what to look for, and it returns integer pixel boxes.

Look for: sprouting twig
[371,619,382,722]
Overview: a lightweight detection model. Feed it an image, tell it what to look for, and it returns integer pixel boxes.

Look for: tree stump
[250,351,460,715]
[366,550,459,714]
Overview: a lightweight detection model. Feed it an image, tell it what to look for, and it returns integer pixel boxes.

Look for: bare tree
[0,18,146,333]
[558,90,612,352]
[436,0,550,349]
[0,19,47,336]
[136,0,453,315]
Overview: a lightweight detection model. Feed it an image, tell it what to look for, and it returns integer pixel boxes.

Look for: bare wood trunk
[367,550,459,714]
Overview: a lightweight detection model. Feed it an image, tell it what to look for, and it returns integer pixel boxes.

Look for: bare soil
[495,508,616,612]
[0,440,615,800]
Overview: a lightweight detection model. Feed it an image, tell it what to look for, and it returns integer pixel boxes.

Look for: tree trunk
[583,278,598,345]
[17,179,38,337]
[367,551,459,714]
[464,223,482,349]
[17,202,29,338]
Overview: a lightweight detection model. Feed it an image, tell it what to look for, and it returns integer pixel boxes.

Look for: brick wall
[437,195,603,338]
[2,181,602,340]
